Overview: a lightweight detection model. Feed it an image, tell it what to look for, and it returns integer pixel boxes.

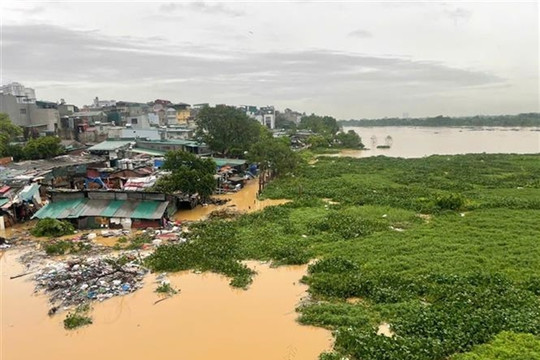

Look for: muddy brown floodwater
[175,179,290,222]
[1,250,332,360]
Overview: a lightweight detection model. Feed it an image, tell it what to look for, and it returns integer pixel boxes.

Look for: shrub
[31,218,75,237]
[435,193,466,211]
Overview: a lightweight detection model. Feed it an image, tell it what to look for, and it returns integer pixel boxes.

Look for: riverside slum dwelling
[32,189,178,229]
[0,154,107,228]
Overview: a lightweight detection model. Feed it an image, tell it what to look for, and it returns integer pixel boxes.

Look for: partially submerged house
[0,183,42,229]
[33,190,175,229]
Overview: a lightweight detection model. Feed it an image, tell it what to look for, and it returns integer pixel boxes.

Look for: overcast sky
[1,1,538,119]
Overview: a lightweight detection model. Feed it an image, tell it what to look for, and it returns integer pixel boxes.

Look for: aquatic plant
[44,240,91,255]
[155,282,178,295]
[63,304,92,329]
[147,153,540,358]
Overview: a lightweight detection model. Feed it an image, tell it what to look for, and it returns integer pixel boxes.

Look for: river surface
[1,250,332,360]
[342,126,540,158]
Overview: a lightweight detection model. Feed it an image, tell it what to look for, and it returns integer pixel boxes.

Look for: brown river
[342,126,540,158]
[1,179,331,360]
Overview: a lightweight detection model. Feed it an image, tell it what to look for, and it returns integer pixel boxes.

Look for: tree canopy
[340,113,540,127]
[248,135,300,176]
[153,150,217,199]
[0,113,23,156]
[335,130,364,148]
[299,114,340,135]
[195,105,263,156]
[22,136,65,160]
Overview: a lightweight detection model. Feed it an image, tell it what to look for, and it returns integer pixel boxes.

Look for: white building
[1,82,36,104]
[92,96,116,108]
[125,114,150,129]
[166,107,177,126]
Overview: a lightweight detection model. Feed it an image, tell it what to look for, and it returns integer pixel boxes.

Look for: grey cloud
[5,5,46,14]
[444,7,472,24]
[3,24,503,109]
[348,29,373,39]
[159,2,244,17]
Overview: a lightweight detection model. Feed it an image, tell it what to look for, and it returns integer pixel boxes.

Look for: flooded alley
[174,179,289,222]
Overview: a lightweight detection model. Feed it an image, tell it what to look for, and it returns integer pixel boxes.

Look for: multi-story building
[0,93,59,134]
[1,82,36,104]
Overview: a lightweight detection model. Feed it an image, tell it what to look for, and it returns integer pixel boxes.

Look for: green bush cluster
[31,218,75,237]
[44,240,91,255]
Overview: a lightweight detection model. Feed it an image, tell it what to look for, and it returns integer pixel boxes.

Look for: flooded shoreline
[0,178,331,360]
[1,249,332,360]
[174,179,290,222]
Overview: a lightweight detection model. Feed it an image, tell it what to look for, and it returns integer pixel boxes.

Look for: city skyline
[2,1,538,119]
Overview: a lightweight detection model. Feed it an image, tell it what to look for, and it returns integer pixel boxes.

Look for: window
[20,108,27,115]
[131,118,138,124]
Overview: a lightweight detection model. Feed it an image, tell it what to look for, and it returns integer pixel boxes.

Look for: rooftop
[206,157,247,167]
[87,140,133,152]
[33,198,169,220]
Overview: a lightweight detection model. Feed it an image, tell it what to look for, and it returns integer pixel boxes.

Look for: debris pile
[34,255,148,311]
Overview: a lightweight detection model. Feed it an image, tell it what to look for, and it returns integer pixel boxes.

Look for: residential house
[33,190,174,229]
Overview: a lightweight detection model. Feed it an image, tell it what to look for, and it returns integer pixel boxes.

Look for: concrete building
[125,114,151,129]
[1,82,36,104]
[0,94,60,133]
[91,96,116,108]
[166,107,177,126]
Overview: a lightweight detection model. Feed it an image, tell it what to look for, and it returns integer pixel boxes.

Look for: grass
[145,153,540,359]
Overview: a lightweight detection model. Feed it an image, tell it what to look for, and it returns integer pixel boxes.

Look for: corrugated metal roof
[34,198,169,220]
[0,198,9,207]
[18,183,40,201]
[33,198,86,219]
[88,140,132,152]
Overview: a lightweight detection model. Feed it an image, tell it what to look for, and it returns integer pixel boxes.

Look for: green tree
[0,113,23,156]
[335,130,364,148]
[3,144,25,161]
[153,150,217,199]
[306,134,330,149]
[248,136,300,176]
[299,114,340,135]
[23,136,65,160]
[195,105,263,156]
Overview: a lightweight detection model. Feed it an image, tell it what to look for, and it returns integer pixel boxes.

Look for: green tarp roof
[209,158,247,167]
[88,140,132,152]
[33,199,168,220]
[131,148,166,156]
